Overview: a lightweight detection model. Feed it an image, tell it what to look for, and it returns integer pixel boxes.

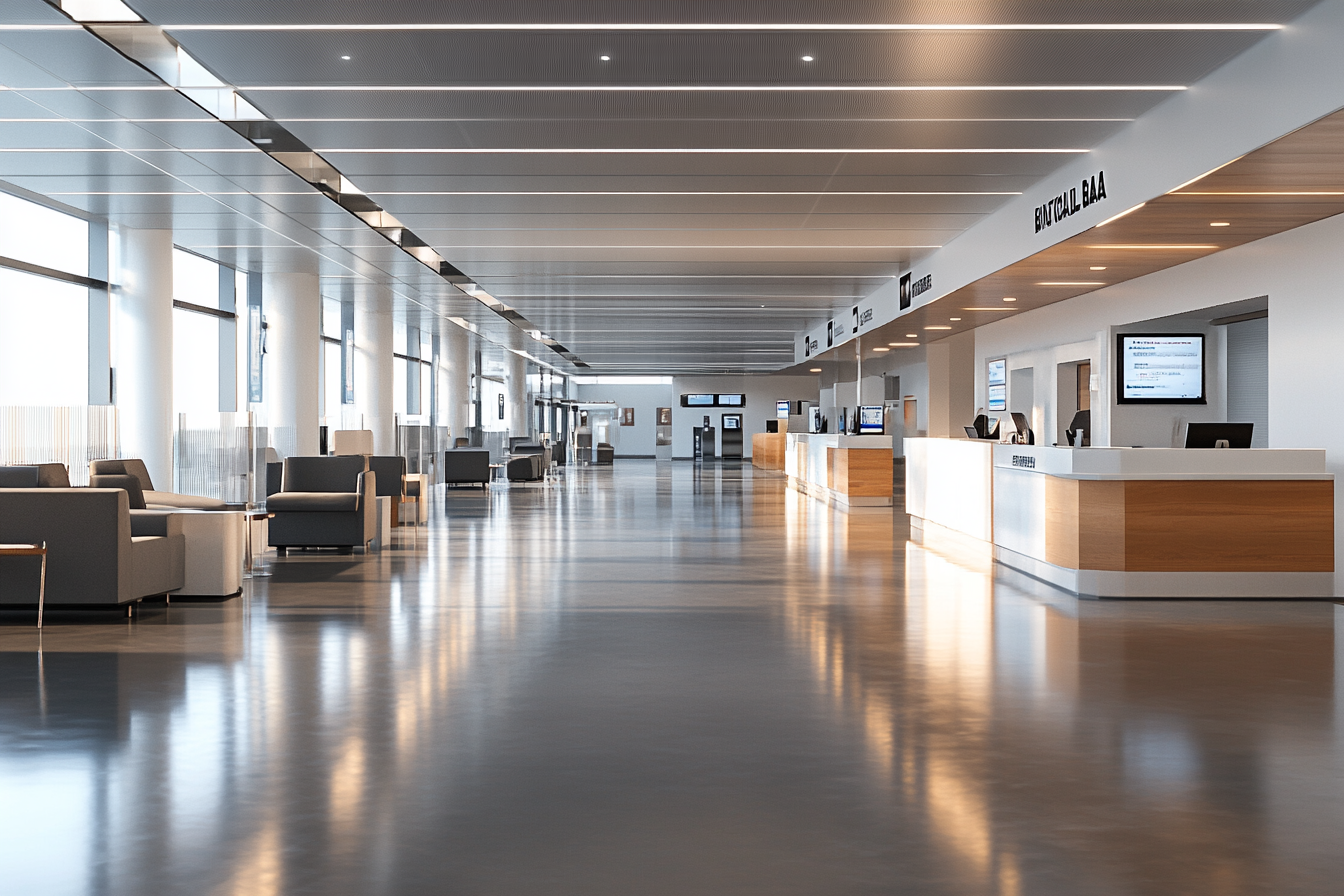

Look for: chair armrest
[356,470,377,510]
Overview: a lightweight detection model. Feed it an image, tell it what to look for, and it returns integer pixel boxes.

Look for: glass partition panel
[0,269,89,406]
[174,411,256,504]
[0,405,119,486]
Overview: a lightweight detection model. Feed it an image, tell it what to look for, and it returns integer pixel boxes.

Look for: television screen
[1118,334,1206,403]
[987,383,1007,412]
[776,400,791,419]
[717,393,745,407]
[684,394,715,407]
[858,406,884,434]
[987,358,1007,386]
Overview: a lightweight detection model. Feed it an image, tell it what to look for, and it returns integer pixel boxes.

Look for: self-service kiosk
[720,413,744,459]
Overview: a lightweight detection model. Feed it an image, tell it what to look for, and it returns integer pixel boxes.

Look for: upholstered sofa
[267,456,376,553]
[0,485,185,608]
[90,458,230,510]
[444,449,490,489]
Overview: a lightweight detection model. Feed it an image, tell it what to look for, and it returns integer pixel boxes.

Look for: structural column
[355,288,394,455]
[115,227,174,488]
[265,271,321,457]
[505,350,528,438]
[444,324,471,442]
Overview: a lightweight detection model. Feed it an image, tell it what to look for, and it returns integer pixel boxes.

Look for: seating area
[90,458,232,510]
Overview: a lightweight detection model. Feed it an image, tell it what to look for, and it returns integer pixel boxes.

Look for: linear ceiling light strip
[157,23,1284,33]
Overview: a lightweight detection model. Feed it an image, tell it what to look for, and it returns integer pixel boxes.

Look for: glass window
[172,248,220,309]
[173,307,219,413]
[393,357,408,416]
[322,341,341,419]
[0,268,89,405]
[0,191,89,276]
[321,297,342,340]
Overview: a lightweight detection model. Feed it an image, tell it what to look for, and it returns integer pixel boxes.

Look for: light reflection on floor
[1,460,1341,895]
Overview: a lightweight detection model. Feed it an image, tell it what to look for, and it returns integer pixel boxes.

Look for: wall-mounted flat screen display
[858,406,884,435]
[987,358,1007,386]
[987,383,1007,412]
[776,400,791,419]
[682,394,715,407]
[716,393,745,407]
[1117,334,1206,403]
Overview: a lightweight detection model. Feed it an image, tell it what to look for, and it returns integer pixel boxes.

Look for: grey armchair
[0,487,184,609]
[267,456,376,554]
[90,458,229,510]
[596,443,615,465]
[444,449,490,489]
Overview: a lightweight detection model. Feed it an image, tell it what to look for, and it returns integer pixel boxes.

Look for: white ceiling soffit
[1,0,1324,373]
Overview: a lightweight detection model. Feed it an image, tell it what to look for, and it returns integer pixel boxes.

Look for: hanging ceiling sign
[1035,170,1107,234]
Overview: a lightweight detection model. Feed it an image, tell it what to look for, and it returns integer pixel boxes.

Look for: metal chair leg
[36,542,46,630]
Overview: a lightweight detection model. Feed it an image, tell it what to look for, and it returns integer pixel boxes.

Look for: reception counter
[786,433,894,508]
[907,438,1334,598]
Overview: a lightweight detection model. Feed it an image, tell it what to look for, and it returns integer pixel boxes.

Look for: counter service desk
[785,433,893,508]
[907,438,1334,598]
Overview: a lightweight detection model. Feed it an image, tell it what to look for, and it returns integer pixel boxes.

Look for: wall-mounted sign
[1035,170,1107,233]
[656,407,672,426]
[899,272,932,310]
[497,393,506,420]
[620,407,635,426]
[826,320,834,348]
[804,336,818,357]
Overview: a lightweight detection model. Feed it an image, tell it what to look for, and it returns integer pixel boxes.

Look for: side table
[0,542,48,629]
[243,511,274,578]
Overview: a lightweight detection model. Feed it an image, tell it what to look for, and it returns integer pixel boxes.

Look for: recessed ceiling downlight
[801,55,815,61]
[600,54,611,61]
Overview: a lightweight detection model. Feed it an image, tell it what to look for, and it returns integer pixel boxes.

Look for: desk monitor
[776,400,791,419]
[1184,422,1253,448]
[721,414,742,430]
[1066,409,1091,447]
[858,406,884,435]
[964,426,981,439]
[971,414,1000,440]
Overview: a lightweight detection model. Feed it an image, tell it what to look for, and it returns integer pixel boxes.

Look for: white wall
[575,374,819,458]
[969,209,1344,591]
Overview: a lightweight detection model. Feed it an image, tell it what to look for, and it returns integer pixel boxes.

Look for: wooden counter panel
[1122,480,1334,572]
[1078,480,1127,571]
[1044,476,1079,569]
[751,431,787,471]
[832,448,893,498]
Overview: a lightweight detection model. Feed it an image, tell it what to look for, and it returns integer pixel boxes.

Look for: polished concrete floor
[2,461,1343,895]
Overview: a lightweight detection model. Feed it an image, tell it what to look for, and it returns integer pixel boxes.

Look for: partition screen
[1117,334,1206,404]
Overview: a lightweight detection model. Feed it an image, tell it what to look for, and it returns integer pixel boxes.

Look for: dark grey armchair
[267,456,376,554]
[444,449,490,489]
[506,454,544,482]
[0,487,184,609]
[596,443,615,465]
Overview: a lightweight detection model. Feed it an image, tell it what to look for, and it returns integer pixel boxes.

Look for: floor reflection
[0,460,1340,895]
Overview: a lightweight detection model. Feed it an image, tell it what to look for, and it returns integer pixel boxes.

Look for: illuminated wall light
[809,368,822,373]
[961,307,1019,311]
[905,333,918,338]
[925,326,952,330]
[1002,297,1017,302]
[888,342,920,347]
[1210,221,1231,226]
[872,346,890,352]
[1037,281,1106,286]
[1090,265,1107,270]
[949,317,961,321]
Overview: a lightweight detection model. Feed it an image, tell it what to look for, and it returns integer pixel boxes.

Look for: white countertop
[991,445,1330,480]
[787,433,893,450]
